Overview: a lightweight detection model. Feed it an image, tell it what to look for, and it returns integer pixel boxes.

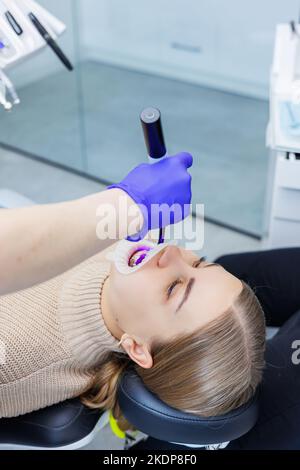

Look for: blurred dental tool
[5,10,23,36]
[140,107,168,244]
[28,11,73,71]
[290,20,300,38]
[0,67,19,106]
[0,1,23,36]
[0,78,11,110]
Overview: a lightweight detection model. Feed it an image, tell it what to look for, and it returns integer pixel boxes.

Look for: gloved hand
[108,152,193,241]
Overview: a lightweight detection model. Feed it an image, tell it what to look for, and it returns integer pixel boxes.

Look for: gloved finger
[173,152,193,169]
[126,223,148,243]
[126,233,142,243]
[126,204,149,242]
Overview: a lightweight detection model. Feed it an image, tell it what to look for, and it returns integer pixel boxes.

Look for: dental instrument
[5,10,23,35]
[0,29,18,61]
[290,20,300,39]
[0,78,11,110]
[106,130,183,273]
[0,1,23,36]
[0,1,70,110]
[140,107,168,245]
[0,67,19,110]
[0,68,19,104]
[107,129,193,272]
[140,107,167,164]
[28,11,73,71]
[0,1,66,69]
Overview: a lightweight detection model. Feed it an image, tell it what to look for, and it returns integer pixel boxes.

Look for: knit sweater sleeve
[0,255,123,418]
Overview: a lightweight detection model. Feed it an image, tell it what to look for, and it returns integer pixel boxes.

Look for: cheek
[110,266,150,312]
[111,269,168,331]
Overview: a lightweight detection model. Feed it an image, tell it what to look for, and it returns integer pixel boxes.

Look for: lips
[112,239,175,275]
[128,245,169,268]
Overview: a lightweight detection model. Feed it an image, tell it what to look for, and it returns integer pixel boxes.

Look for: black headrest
[118,368,260,446]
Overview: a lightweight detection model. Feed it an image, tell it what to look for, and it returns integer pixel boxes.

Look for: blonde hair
[80,281,266,426]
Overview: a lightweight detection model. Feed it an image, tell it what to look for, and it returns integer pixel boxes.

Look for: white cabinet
[269,217,300,247]
[267,154,300,247]
[274,187,300,221]
[265,24,300,248]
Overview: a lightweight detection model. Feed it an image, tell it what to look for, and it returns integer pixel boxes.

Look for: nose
[157,245,182,269]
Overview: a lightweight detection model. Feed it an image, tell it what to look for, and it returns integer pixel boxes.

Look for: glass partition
[0,0,85,170]
[1,0,297,236]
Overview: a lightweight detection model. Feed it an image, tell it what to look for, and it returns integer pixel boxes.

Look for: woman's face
[107,245,243,344]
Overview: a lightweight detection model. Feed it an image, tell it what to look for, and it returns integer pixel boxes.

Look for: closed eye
[167,259,203,298]
[193,257,221,269]
[174,260,221,312]
[166,257,221,300]
[192,256,206,268]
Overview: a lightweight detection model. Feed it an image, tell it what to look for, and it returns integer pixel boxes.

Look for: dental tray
[0,0,65,69]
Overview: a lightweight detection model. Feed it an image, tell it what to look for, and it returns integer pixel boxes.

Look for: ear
[120,334,153,369]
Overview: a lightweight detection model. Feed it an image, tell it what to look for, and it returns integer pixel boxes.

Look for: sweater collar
[57,260,124,368]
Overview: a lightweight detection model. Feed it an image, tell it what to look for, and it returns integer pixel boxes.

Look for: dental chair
[0,367,260,450]
[0,190,262,450]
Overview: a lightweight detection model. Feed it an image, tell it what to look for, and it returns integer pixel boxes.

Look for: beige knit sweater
[0,254,123,418]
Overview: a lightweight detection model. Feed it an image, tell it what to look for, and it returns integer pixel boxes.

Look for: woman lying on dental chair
[0,151,267,432]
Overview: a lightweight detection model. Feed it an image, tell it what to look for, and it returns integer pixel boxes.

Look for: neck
[101,276,123,341]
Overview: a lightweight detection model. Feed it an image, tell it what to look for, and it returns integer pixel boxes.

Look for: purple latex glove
[108,152,193,241]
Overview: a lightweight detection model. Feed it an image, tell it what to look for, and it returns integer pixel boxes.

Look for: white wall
[9,0,77,88]
[6,0,300,97]
[79,0,300,98]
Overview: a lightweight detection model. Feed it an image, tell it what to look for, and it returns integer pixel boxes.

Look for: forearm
[0,189,142,295]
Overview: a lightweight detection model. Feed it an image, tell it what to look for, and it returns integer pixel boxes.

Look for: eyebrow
[204,262,221,268]
[175,262,221,313]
